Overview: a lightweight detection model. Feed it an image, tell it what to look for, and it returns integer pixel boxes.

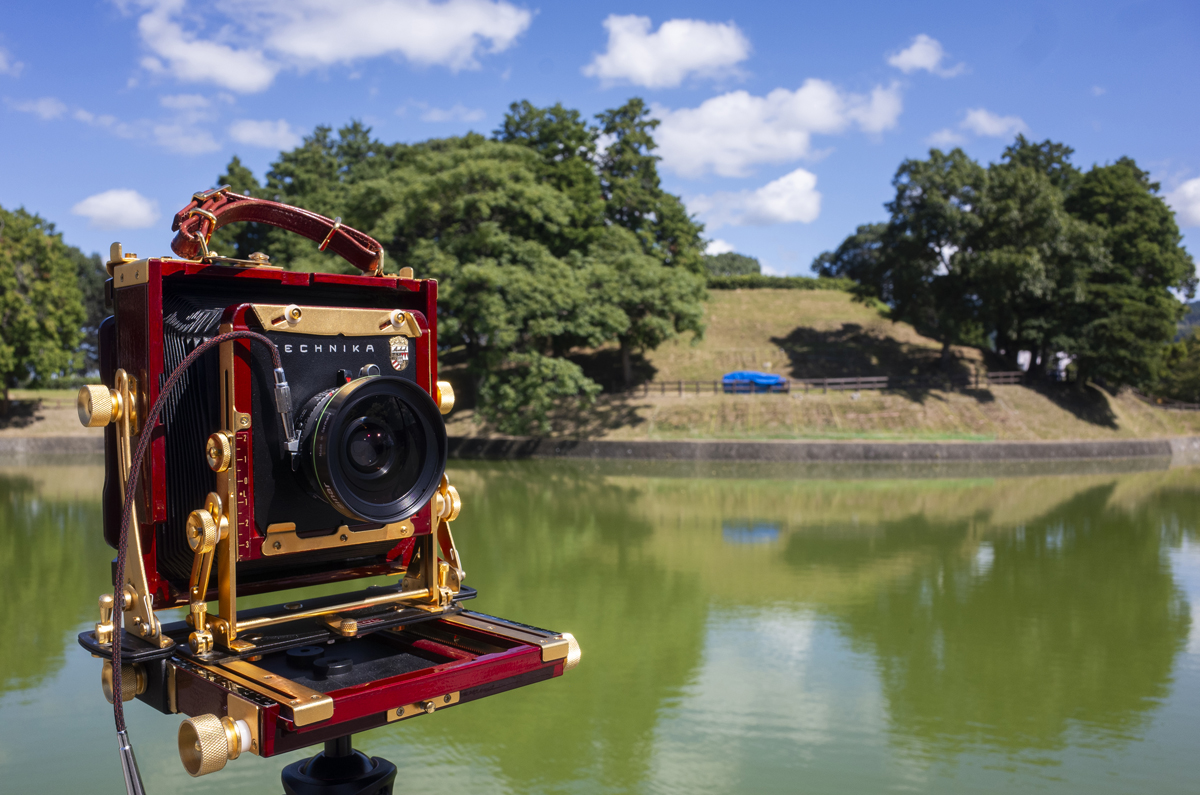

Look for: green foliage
[0,205,86,406]
[816,137,1195,387]
[1065,157,1195,385]
[209,101,707,431]
[208,155,267,259]
[704,251,761,276]
[1156,329,1200,403]
[707,274,855,291]
[72,247,106,375]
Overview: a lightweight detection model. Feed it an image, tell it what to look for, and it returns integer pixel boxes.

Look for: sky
[2,1,1199,275]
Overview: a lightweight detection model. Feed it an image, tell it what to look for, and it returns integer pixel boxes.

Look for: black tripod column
[280,735,397,795]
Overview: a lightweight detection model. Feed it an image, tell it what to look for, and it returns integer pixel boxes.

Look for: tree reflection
[0,467,110,694]
[359,461,710,793]
[789,483,1193,756]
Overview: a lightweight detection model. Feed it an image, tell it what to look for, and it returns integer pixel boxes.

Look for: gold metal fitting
[283,304,303,326]
[96,593,115,644]
[105,242,139,276]
[247,251,271,264]
[186,492,227,553]
[398,266,414,280]
[436,380,455,415]
[190,624,214,655]
[77,384,121,427]
[101,661,147,704]
[561,633,582,672]
[205,431,233,472]
[434,483,461,523]
[178,714,251,777]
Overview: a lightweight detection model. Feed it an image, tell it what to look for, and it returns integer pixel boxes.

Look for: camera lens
[346,418,396,474]
[298,376,447,524]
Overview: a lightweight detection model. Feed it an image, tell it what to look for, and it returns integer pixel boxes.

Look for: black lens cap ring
[302,376,447,524]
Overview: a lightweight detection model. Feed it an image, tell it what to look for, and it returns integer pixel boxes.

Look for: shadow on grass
[771,323,977,379]
[568,348,657,393]
[0,400,44,429]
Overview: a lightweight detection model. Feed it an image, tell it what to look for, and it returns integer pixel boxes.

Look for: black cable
[111,330,282,732]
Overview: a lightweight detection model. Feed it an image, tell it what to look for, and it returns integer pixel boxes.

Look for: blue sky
[2,1,1199,275]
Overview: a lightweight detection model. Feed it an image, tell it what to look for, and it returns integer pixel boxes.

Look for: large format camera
[77,189,578,792]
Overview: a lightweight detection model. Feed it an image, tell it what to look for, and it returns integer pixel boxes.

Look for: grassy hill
[5,288,1200,443]
[443,288,1200,441]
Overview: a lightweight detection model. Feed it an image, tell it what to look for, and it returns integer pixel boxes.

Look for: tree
[969,145,1105,372]
[816,138,1196,390]
[1156,329,1200,403]
[209,101,708,429]
[593,99,707,385]
[1066,157,1194,385]
[817,149,987,364]
[812,223,886,286]
[207,155,268,260]
[704,252,761,276]
[73,247,107,375]
[0,206,86,411]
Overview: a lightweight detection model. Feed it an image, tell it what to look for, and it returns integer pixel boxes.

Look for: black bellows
[158,295,224,585]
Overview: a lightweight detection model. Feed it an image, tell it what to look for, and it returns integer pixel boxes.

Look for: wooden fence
[1130,389,1200,411]
[632,371,1027,396]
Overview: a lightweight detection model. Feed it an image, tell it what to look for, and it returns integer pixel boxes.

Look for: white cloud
[705,239,735,255]
[691,167,821,229]
[582,15,750,88]
[928,108,1029,147]
[135,2,280,93]
[159,93,210,110]
[154,123,220,153]
[229,118,302,149]
[1091,85,1106,97]
[10,96,68,120]
[887,34,964,77]
[8,88,220,154]
[72,189,161,229]
[656,80,902,178]
[0,46,23,77]
[926,128,966,147]
[1167,177,1200,228]
[419,103,486,122]
[961,108,1029,138]
[121,0,532,93]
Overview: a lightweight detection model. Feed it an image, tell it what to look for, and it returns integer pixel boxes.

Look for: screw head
[273,541,282,550]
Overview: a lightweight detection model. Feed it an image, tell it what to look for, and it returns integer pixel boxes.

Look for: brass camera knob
[186,509,219,553]
[101,660,146,704]
[178,714,252,777]
[205,431,233,472]
[561,633,582,672]
[186,493,227,553]
[77,384,120,427]
[436,380,455,415]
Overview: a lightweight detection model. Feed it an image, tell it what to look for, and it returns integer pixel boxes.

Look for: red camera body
[79,192,578,781]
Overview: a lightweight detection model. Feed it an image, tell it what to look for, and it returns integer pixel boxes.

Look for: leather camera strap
[170,188,385,274]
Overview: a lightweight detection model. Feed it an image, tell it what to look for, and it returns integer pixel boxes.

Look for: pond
[1,457,1197,794]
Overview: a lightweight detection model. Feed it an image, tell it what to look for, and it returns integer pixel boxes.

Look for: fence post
[678,380,683,396]
[823,378,828,395]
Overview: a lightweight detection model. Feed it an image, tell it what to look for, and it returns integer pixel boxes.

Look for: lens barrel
[298,376,447,523]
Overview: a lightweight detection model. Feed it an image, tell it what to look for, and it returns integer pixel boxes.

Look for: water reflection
[0,464,109,694]
[1,458,1197,794]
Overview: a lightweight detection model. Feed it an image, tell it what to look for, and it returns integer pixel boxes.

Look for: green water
[1,458,1198,794]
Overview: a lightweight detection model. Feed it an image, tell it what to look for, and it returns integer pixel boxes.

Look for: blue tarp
[722,371,788,393]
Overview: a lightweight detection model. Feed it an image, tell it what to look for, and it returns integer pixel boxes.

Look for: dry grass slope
[4,290,1198,442]
[444,288,1200,441]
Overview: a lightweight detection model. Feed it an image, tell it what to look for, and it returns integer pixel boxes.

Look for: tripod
[280,735,397,795]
